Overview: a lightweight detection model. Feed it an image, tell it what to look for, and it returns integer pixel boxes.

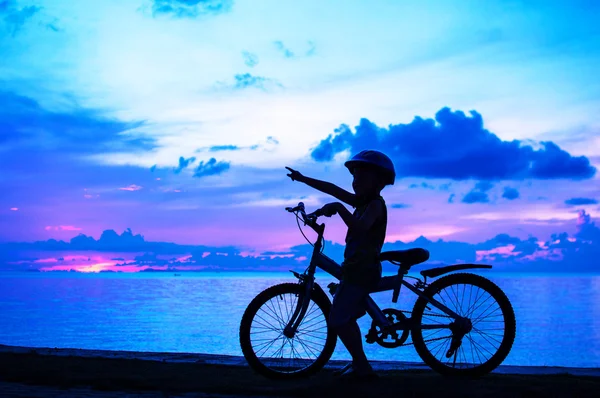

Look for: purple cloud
[576,210,600,242]
[310,107,596,181]
[565,197,598,206]
[3,211,598,273]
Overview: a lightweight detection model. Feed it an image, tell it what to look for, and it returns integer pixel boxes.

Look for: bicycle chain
[392,334,452,347]
[399,309,454,319]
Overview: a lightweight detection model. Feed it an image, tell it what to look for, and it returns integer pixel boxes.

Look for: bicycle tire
[411,273,516,377]
[239,282,337,379]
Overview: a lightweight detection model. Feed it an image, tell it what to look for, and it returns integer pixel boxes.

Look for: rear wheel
[239,283,337,379]
[411,273,516,377]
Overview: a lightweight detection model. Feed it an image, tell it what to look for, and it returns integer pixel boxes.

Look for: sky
[1,0,599,272]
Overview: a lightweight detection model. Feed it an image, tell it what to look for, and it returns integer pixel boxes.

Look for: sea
[1,271,599,368]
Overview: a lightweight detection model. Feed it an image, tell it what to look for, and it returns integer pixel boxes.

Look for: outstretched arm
[302,176,358,207]
[286,167,358,207]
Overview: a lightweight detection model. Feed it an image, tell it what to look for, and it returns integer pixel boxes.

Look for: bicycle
[239,202,516,379]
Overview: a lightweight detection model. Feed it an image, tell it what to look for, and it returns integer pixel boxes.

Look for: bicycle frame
[283,210,464,338]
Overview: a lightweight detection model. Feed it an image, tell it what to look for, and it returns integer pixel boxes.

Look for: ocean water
[0,271,599,368]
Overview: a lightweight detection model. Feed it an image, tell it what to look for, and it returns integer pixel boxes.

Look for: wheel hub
[283,326,295,339]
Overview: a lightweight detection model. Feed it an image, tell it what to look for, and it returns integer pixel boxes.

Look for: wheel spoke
[294,335,320,359]
[464,286,484,317]
[267,299,287,328]
[274,296,288,326]
[472,305,502,326]
[472,328,502,348]
[466,333,494,359]
[299,317,327,330]
[466,293,493,320]
[255,335,284,357]
[260,303,285,329]
[449,284,462,316]
[252,313,281,332]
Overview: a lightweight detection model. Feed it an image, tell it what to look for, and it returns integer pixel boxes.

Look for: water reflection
[0,272,598,367]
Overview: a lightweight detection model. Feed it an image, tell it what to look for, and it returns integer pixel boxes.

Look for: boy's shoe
[333,362,353,376]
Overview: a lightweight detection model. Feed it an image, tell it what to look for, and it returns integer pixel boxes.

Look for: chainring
[369,308,411,348]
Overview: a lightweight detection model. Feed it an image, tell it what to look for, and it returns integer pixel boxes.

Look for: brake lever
[285,202,305,213]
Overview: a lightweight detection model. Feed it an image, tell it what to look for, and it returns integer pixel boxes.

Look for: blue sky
[1,0,599,271]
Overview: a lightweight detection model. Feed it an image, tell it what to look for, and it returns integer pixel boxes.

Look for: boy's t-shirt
[341,195,387,288]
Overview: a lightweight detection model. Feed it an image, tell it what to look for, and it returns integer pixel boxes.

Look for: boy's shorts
[328,281,370,329]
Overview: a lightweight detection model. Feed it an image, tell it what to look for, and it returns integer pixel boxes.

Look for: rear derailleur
[445,317,472,358]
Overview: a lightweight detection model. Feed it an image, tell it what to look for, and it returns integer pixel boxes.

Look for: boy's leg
[329,282,374,375]
[336,320,372,372]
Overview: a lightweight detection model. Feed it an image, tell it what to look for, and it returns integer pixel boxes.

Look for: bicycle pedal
[365,330,378,344]
[327,282,339,296]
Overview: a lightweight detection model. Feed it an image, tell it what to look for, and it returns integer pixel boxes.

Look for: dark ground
[1,349,599,398]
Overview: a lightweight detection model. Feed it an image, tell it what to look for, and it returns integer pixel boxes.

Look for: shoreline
[1,344,599,377]
[1,345,600,397]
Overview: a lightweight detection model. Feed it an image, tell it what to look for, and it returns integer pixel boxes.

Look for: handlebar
[285,202,324,232]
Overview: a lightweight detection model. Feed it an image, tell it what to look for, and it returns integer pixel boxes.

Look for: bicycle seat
[380,248,429,266]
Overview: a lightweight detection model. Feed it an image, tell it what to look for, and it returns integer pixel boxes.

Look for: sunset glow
[0,0,598,273]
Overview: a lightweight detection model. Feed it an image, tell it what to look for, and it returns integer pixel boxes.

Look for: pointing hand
[285,167,304,182]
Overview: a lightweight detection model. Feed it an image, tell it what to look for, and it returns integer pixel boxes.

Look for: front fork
[283,271,315,338]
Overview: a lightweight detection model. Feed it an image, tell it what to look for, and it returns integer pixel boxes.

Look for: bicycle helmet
[344,149,396,185]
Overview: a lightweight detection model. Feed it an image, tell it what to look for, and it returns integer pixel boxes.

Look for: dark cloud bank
[2,211,598,273]
[311,107,596,181]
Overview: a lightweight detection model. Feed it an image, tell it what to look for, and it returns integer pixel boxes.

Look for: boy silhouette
[286,149,396,380]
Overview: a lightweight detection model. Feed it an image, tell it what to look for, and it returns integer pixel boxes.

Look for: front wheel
[239,283,337,379]
[411,273,516,377]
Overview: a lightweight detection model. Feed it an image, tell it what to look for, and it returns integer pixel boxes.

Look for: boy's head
[344,150,395,197]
